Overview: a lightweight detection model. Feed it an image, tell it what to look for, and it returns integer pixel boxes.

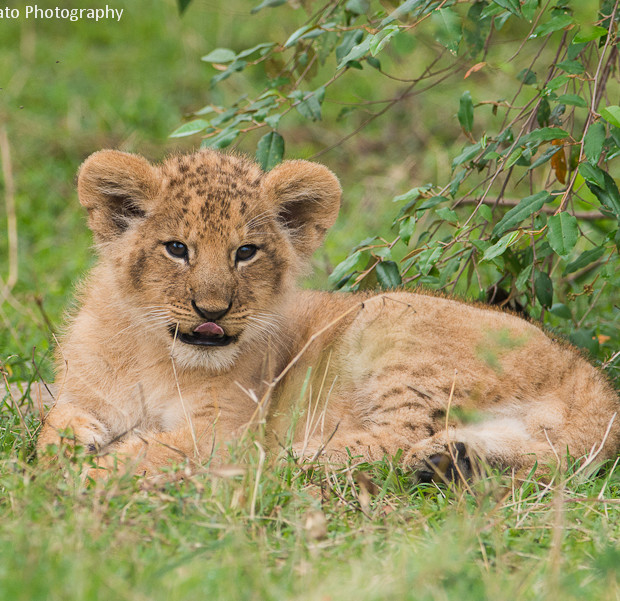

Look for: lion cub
[37,149,620,479]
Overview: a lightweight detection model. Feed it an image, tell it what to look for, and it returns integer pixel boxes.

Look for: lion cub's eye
[235,245,258,262]
[165,241,188,259]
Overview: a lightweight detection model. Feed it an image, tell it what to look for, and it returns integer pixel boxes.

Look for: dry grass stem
[0,126,18,297]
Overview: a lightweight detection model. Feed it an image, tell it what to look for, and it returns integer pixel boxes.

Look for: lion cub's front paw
[414,442,476,484]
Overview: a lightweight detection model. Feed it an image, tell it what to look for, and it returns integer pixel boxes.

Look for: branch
[458,198,606,221]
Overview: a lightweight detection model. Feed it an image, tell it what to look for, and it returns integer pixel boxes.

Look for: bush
[175,0,619,379]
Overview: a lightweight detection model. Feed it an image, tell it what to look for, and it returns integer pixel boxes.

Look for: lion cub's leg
[401,420,553,482]
[38,403,111,455]
[293,416,551,482]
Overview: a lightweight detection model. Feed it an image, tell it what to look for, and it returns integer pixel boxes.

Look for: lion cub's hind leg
[402,418,554,482]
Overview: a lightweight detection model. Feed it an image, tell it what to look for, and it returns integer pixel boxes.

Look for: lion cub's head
[77,150,341,371]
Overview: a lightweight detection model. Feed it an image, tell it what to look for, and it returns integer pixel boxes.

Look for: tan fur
[37,149,620,478]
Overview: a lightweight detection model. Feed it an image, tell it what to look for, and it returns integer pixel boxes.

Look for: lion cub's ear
[77,150,161,243]
[261,160,341,259]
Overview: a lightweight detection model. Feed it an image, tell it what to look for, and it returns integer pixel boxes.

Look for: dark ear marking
[77,150,160,244]
[262,159,341,259]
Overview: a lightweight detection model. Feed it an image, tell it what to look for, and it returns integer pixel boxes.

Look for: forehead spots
[156,151,269,238]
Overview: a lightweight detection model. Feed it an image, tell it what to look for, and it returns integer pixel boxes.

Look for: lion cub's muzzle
[169,299,238,347]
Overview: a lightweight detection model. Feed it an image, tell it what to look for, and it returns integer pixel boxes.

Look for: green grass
[1,1,619,598]
[1,405,619,601]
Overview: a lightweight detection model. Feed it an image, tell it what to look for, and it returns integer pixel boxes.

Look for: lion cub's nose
[191,299,232,321]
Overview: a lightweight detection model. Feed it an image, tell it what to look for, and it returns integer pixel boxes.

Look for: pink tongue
[194,322,224,336]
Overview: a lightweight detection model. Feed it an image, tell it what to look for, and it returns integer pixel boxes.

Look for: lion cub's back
[334,290,615,415]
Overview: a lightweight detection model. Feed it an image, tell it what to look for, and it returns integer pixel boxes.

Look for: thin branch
[0,125,18,296]
[458,198,607,220]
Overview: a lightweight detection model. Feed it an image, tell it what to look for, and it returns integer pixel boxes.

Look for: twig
[576,281,607,328]
[444,369,475,496]
[250,442,266,520]
[170,324,199,459]
[457,197,606,221]
[248,300,365,431]
[0,125,18,296]
[602,349,620,369]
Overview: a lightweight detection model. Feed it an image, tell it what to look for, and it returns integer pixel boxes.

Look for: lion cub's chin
[169,340,242,373]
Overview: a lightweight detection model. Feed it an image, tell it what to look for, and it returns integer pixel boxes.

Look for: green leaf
[528,146,559,171]
[250,0,285,14]
[463,1,490,57]
[452,142,482,169]
[578,162,606,188]
[458,91,474,133]
[481,231,521,262]
[569,328,599,354]
[532,13,574,37]
[550,303,572,319]
[284,25,313,48]
[376,261,402,289]
[392,185,432,204]
[556,94,587,107]
[537,96,550,126]
[210,60,247,87]
[534,270,553,308]
[478,204,493,223]
[505,147,523,168]
[255,131,284,171]
[264,114,281,130]
[563,246,606,275]
[516,68,537,85]
[336,30,364,65]
[398,216,415,246]
[300,87,325,121]
[345,0,370,15]
[337,37,371,69]
[492,0,521,17]
[432,8,462,55]
[169,119,210,138]
[584,171,620,220]
[351,237,379,252]
[555,60,585,75]
[236,43,275,60]
[492,191,552,237]
[418,196,448,211]
[200,128,240,149]
[518,127,569,146]
[177,0,192,14]
[545,75,570,92]
[515,264,533,292]
[201,48,236,63]
[449,169,467,197]
[369,24,400,56]
[573,26,608,43]
[547,212,579,257]
[583,122,606,165]
[567,41,586,60]
[600,106,620,129]
[328,252,361,285]
[436,207,458,222]
[195,105,218,116]
[522,0,538,21]
[417,246,442,275]
[380,0,423,26]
